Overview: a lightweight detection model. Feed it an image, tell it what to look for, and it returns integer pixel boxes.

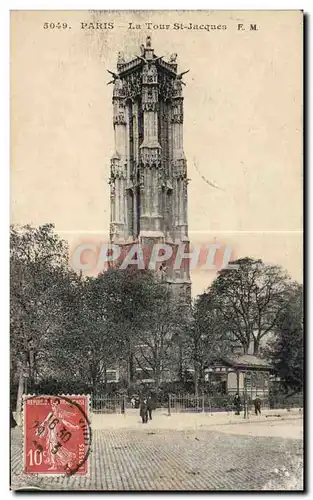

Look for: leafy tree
[133,280,188,389]
[266,284,303,394]
[10,224,71,409]
[198,258,293,355]
[52,267,174,391]
[96,267,159,387]
[187,295,229,396]
[10,224,70,378]
[50,273,125,391]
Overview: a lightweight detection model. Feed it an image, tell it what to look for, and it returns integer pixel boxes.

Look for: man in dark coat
[140,398,148,423]
[254,397,262,415]
[147,396,156,421]
[234,393,241,415]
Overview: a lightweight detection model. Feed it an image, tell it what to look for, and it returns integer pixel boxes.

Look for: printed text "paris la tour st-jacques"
[42,21,259,32]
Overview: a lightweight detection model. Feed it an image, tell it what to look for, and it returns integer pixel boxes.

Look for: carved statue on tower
[113,76,124,96]
[117,51,125,64]
[172,77,183,97]
[169,53,178,63]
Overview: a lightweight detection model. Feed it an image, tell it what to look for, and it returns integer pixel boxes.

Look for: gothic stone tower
[109,37,191,300]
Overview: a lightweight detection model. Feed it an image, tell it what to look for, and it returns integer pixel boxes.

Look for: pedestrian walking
[147,396,156,420]
[254,397,261,416]
[233,393,241,415]
[139,398,148,424]
[130,397,135,409]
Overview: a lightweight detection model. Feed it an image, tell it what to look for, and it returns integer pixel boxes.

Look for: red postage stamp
[23,395,91,476]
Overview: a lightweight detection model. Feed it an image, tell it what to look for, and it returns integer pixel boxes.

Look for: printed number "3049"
[43,22,70,29]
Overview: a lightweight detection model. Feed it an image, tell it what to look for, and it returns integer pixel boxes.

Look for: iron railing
[90,392,303,414]
[92,394,126,414]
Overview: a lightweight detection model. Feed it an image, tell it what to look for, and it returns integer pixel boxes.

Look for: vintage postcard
[10,10,303,491]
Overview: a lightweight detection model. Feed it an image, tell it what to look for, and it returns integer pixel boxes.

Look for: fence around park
[167,393,303,414]
[92,394,127,414]
[91,392,303,415]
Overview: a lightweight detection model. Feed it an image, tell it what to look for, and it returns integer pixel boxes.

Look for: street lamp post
[244,371,251,419]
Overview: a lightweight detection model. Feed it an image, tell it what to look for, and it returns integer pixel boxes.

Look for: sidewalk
[90,407,303,431]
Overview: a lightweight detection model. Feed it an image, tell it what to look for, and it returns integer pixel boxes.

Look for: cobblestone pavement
[11,422,303,491]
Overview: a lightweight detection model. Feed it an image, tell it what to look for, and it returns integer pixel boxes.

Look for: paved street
[11,416,303,491]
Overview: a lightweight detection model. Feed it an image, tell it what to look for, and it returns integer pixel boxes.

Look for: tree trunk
[28,348,35,393]
[15,367,24,425]
[154,367,160,390]
[194,361,199,398]
[178,342,183,381]
[243,343,249,354]
[91,372,97,395]
[103,365,107,390]
[127,350,134,388]
[253,338,260,355]
[199,364,205,394]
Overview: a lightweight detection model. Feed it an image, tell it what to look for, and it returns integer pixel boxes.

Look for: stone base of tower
[166,279,192,304]
[110,236,192,304]
[139,232,165,247]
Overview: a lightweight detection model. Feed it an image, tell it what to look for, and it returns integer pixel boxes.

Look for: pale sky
[11,10,303,296]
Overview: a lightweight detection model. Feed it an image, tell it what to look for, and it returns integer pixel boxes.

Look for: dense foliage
[265,284,303,394]
[10,226,303,408]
